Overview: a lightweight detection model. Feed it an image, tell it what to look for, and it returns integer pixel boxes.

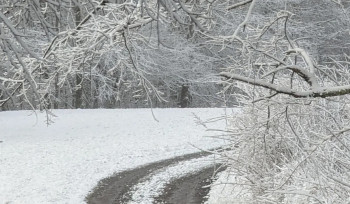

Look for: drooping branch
[220,72,350,98]
[262,65,319,88]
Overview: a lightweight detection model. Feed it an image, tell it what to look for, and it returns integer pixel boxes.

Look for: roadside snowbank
[0,108,230,203]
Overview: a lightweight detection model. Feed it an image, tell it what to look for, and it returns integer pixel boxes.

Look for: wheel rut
[85,148,223,204]
[154,165,224,204]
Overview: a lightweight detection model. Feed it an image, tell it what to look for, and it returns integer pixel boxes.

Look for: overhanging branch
[220,72,350,98]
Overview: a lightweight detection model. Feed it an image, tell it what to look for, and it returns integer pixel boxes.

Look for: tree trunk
[75,73,83,108]
[74,5,83,109]
[179,85,191,108]
[54,73,59,109]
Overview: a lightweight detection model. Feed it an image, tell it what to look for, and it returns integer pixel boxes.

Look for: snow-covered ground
[0,108,230,203]
[205,167,253,204]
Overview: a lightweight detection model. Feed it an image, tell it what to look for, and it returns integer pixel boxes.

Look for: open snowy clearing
[0,108,234,203]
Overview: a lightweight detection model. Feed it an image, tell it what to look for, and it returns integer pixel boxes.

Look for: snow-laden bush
[225,94,350,203]
[221,46,350,202]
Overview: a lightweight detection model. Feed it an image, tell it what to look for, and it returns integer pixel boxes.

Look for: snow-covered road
[0,108,232,203]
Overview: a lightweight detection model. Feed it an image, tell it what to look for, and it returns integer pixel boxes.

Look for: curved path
[86,148,224,204]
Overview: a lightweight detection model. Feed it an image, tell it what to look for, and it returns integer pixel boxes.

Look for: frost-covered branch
[221,71,350,98]
[227,0,253,10]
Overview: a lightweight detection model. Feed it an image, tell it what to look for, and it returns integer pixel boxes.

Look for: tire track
[85,148,222,204]
[154,165,223,204]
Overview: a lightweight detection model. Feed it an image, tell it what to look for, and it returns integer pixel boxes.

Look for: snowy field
[0,108,231,203]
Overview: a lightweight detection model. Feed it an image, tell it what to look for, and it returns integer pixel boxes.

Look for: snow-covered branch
[227,0,253,10]
[221,71,350,98]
